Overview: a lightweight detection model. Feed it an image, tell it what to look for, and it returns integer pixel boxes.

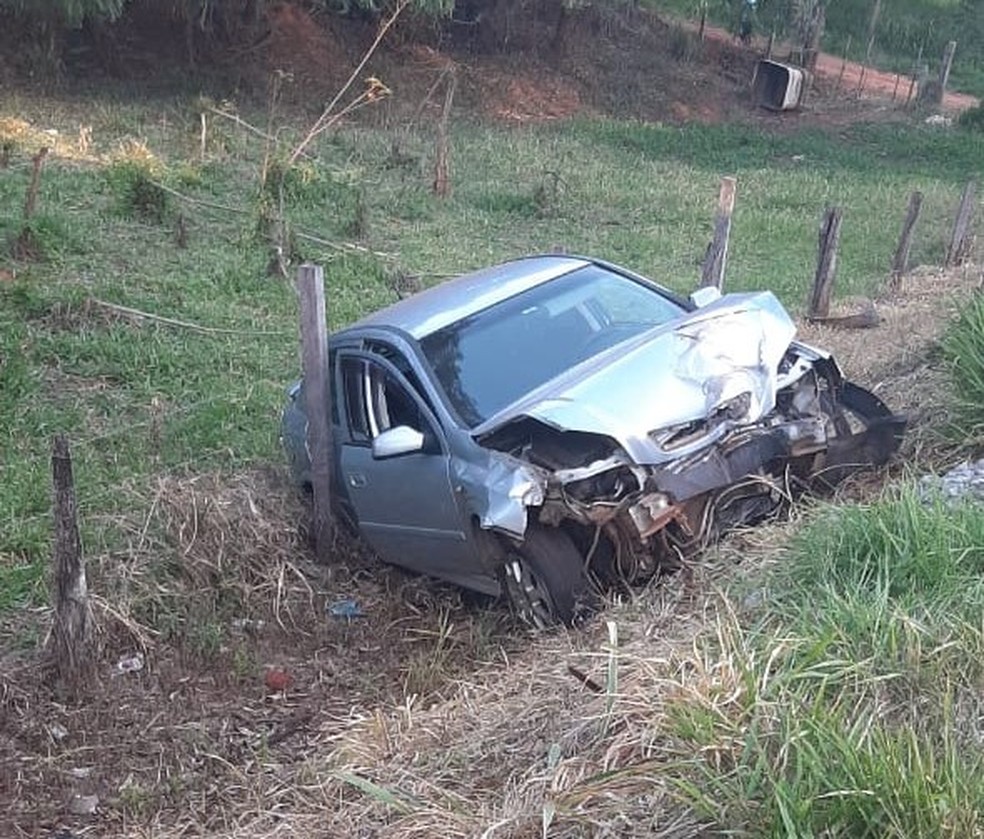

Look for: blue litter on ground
[327,599,365,619]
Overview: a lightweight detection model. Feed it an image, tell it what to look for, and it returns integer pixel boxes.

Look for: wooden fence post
[23,146,49,220]
[836,34,851,92]
[48,435,92,692]
[12,146,48,259]
[890,190,923,293]
[808,207,843,319]
[433,68,456,199]
[905,45,923,108]
[946,181,977,267]
[856,0,881,97]
[938,40,957,101]
[700,176,737,290]
[297,263,334,563]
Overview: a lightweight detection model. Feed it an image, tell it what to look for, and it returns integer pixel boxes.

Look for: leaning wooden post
[836,34,852,92]
[13,146,48,258]
[808,207,843,320]
[700,176,737,290]
[48,435,92,692]
[946,181,977,267]
[937,40,957,103]
[890,190,923,293]
[856,0,881,97]
[297,263,334,563]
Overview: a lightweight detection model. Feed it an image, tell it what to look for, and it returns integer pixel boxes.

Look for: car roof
[346,255,591,340]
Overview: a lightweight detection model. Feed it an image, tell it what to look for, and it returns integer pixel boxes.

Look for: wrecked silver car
[282,255,904,625]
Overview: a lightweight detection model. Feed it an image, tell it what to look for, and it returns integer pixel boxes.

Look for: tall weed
[942,292,984,446]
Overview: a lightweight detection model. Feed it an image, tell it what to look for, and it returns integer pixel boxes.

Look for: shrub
[103,139,168,222]
[957,103,984,133]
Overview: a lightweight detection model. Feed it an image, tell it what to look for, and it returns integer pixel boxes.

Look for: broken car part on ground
[282,256,905,626]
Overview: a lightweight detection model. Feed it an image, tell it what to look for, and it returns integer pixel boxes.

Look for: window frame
[336,349,446,454]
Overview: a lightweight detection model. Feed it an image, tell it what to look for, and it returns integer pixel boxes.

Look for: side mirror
[372,425,425,459]
[689,286,722,309]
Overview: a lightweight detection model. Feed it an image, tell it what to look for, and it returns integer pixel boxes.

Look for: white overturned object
[753,60,806,111]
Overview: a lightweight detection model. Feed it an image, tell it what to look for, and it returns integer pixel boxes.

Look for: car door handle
[347,473,367,488]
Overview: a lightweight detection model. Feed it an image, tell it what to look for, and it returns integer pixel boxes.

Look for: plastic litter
[115,652,145,674]
[327,599,365,619]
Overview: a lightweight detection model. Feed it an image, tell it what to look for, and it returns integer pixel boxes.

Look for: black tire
[501,525,595,628]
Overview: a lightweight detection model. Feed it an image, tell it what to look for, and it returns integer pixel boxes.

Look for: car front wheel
[501,525,595,628]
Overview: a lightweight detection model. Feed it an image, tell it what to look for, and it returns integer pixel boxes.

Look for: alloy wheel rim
[505,557,555,629]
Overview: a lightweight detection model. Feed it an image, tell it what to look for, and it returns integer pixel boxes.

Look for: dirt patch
[258,3,363,103]
[552,8,752,125]
[250,3,756,128]
[471,65,583,123]
[811,48,978,112]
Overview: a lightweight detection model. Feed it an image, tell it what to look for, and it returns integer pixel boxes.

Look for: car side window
[364,340,437,417]
[340,356,437,447]
[342,357,371,442]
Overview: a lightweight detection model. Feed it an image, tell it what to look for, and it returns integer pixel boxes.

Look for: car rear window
[420,265,685,427]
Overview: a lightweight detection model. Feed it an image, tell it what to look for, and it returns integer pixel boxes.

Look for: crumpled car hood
[477,291,799,465]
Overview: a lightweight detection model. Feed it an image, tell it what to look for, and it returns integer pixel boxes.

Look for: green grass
[666,492,984,835]
[942,291,984,447]
[0,91,980,610]
[3,84,984,837]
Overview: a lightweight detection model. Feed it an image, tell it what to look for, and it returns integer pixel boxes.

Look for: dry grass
[797,263,982,469]
[0,468,518,837]
[0,116,163,167]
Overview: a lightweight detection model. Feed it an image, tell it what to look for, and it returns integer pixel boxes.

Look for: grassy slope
[1,92,981,607]
[3,84,984,833]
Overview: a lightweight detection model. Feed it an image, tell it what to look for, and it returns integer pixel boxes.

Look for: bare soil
[250,2,977,129]
[0,472,524,836]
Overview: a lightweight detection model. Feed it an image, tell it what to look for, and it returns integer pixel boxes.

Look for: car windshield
[419,265,686,427]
